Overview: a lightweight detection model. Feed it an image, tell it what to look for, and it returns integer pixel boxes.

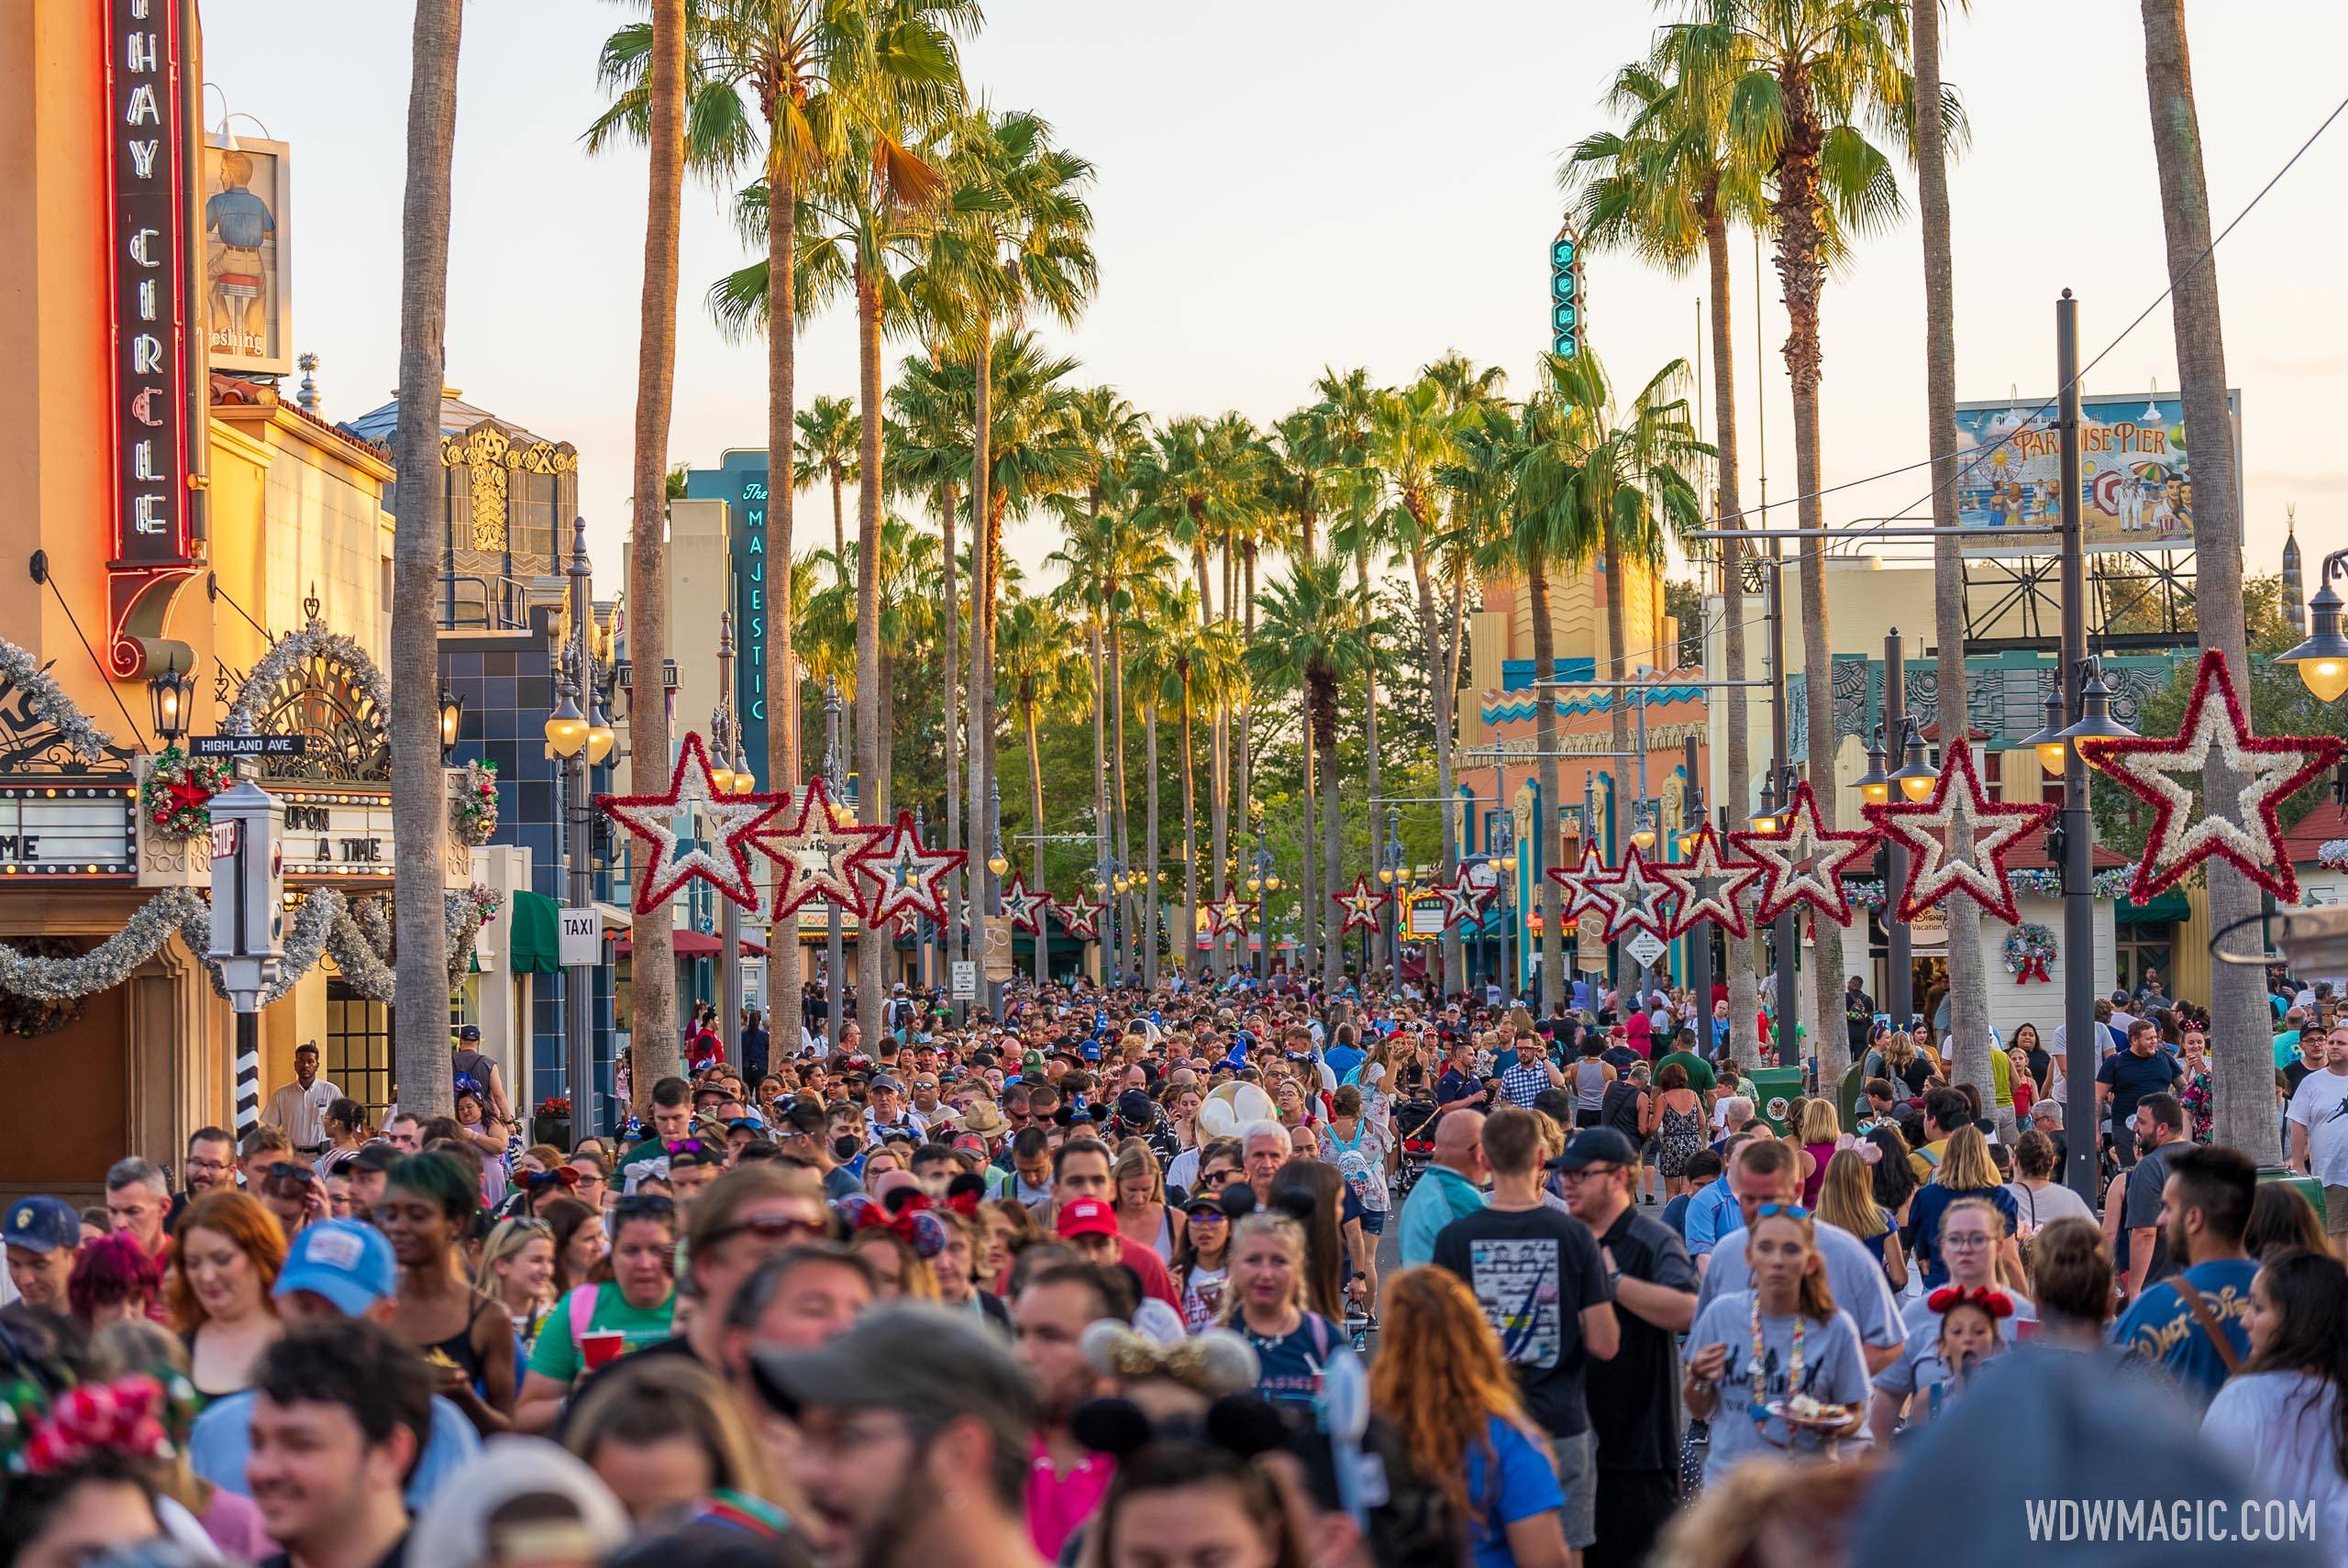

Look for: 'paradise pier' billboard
[1951,389,2240,558]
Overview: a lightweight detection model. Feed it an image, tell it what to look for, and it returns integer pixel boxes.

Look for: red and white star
[598,731,784,915]
[1863,736,2056,925]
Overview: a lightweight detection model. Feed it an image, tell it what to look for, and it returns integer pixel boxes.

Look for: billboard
[1951,389,2240,558]
[203,138,292,374]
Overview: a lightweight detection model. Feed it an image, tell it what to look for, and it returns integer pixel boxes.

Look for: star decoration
[1588,844,1678,943]
[1333,875,1390,936]
[1863,736,2057,925]
[598,731,786,915]
[846,810,966,930]
[1209,893,1257,937]
[1058,896,1103,941]
[1656,824,1767,940]
[750,775,882,923]
[1728,780,1878,928]
[1427,872,1492,932]
[167,775,218,816]
[1544,842,1614,924]
[2077,649,2344,904]
[999,873,1051,934]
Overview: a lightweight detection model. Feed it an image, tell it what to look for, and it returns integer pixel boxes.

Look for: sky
[200,0,2348,598]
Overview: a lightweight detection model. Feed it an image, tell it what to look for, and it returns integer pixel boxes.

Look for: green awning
[2118,889,2189,924]
[508,889,561,974]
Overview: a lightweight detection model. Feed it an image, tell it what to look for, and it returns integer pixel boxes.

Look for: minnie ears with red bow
[1926,1284,2014,1320]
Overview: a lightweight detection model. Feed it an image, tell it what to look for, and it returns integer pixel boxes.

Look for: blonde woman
[1113,1138,1181,1262]
[1908,1126,2024,1290]
[564,1355,792,1527]
[1817,1146,1906,1292]
[1797,1100,1842,1209]
[1218,1210,1342,1408]
[481,1216,558,1350]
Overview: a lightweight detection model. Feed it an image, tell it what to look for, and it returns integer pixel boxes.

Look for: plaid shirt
[1499,1059,1553,1107]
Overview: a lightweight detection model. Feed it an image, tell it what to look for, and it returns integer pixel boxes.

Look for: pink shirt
[1026,1437,1113,1559]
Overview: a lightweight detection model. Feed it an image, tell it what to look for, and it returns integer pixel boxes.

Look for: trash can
[1746,1066,1805,1135]
[2258,1166,2327,1226]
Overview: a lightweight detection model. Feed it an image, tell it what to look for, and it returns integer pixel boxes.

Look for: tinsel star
[598,732,784,915]
[166,775,217,816]
[1728,780,1878,928]
[750,776,882,923]
[2077,648,2345,904]
[1427,872,1491,932]
[1588,844,1678,943]
[1210,893,1257,937]
[847,810,966,930]
[1863,736,2057,925]
[999,873,1051,934]
[1543,842,1614,925]
[1333,875,1390,936]
[1058,897,1103,941]
[1656,824,1767,940]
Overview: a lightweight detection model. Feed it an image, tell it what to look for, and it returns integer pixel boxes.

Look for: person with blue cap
[2,1194,80,1324]
[187,1218,482,1508]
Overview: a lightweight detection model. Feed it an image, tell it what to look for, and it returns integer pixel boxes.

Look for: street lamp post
[1491,812,1516,1001]
[2058,291,2100,1205]
[1882,628,1913,1032]
[987,779,1007,1015]
[1251,816,1274,984]
[547,521,599,1134]
[711,612,747,1068]
[1763,540,1800,1069]
[1681,734,1709,1021]
[1381,806,1403,988]
[823,678,845,1048]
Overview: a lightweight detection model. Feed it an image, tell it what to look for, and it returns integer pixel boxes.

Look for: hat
[275,1219,396,1316]
[752,1304,1037,1436]
[869,1075,903,1094]
[453,1024,482,1043]
[349,1142,403,1176]
[952,1132,990,1158]
[1547,1128,1641,1172]
[1115,1089,1157,1127]
[1022,1049,1048,1076]
[1056,1196,1119,1239]
[3,1196,78,1254]
[959,1099,1007,1137]
[1180,1189,1228,1217]
[404,1437,630,1568]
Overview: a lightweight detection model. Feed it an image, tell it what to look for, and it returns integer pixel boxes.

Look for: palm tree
[1567,48,1771,1059]
[926,108,1097,990]
[1903,0,1994,1110]
[1250,558,1381,988]
[1259,411,1329,972]
[2141,0,2267,1154]
[997,592,1085,979]
[1124,584,1191,984]
[1314,368,1389,970]
[795,394,861,563]
[388,0,464,1120]
[1669,0,1909,1077]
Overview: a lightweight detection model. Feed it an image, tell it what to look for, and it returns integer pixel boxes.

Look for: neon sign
[103,0,199,679]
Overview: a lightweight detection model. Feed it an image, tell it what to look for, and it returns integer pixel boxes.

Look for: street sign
[1626,930,1668,967]
[1406,900,1448,938]
[950,959,978,1000]
[192,734,310,758]
[559,908,601,966]
[982,914,1015,981]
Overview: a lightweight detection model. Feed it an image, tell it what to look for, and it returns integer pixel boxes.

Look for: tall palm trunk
[1604,524,1634,994]
[1529,548,1566,1009]
[965,314,996,996]
[852,267,885,1045]
[1315,669,1344,989]
[940,480,961,984]
[1180,678,1199,977]
[1089,617,1108,977]
[1412,544,1464,987]
[389,0,463,1121]
[1026,688,1047,981]
[1144,697,1161,987]
[626,0,687,1101]
[1774,68,1849,1083]
[764,105,803,1028]
[2143,0,2268,1155]
[1209,694,1230,974]
[1914,0,1990,1112]
[1357,540,1384,977]
[830,465,847,562]
[1109,617,1135,977]
[1706,201,1759,1068]
[1301,713,1319,977]
[1237,544,1257,971]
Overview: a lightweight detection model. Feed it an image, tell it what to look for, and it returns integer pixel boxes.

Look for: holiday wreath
[2003,922,2057,984]
[139,745,238,841]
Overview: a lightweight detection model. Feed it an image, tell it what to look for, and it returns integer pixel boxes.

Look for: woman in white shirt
[2204,1249,2348,1566]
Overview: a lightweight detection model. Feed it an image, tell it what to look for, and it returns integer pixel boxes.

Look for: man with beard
[758,1305,1043,1568]
[246,1319,433,1568]
[166,1125,238,1230]
[2110,1143,2256,1408]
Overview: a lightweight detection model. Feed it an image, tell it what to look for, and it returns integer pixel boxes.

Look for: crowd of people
[3,961,2346,1568]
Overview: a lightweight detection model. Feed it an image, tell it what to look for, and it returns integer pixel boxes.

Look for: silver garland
[0,635,118,764]
[0,889,205,1001]
[221,613,393,739]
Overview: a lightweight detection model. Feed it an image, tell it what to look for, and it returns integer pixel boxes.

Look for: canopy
[506,889,561,975]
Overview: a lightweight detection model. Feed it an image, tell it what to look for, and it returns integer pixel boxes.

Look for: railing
[438,573,535,632]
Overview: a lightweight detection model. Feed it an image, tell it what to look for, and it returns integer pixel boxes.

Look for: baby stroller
[1390,1098,1443,1200]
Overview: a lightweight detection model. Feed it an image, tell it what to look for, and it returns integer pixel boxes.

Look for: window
[2115,928,2174,997]
[326,981,393,1123]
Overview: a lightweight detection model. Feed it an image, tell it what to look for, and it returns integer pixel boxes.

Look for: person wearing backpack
[2110,1143,2256,1408]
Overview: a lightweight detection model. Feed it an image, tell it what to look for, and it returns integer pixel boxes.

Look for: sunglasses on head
[1754,1203,1810,1220]
[711,1213,830,1245]
[613,1194,677,1220]
[267,1163,317,1186]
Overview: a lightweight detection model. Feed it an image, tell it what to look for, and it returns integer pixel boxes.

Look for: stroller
[1390,1097,1444,1200]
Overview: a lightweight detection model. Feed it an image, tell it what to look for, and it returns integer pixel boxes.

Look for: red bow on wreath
[2015,955,2050,985]
[1925,1285,2014,1320]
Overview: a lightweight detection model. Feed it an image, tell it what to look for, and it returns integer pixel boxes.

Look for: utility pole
[1883,627,1913,1032]
[1766,552,1799,1069]
[824,678,845,1047]
[2058,291,2099,1205]
[1682,734,1710,1021]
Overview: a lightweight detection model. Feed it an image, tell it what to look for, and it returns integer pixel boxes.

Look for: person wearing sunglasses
[515,1193,680,1434]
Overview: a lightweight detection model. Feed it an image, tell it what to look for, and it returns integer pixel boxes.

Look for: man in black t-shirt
[2099,1019,2184,1166]
[1432,1106,1618,1561]
[1556,1127,1699,1568]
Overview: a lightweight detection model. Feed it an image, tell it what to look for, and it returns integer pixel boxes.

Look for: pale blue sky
[201,0,2348,593]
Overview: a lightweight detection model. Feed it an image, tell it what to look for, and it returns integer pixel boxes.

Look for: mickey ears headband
[1069,1394,1290,1463]
[1214,1181,1318,1226]
[1926,1284,2015,1320]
